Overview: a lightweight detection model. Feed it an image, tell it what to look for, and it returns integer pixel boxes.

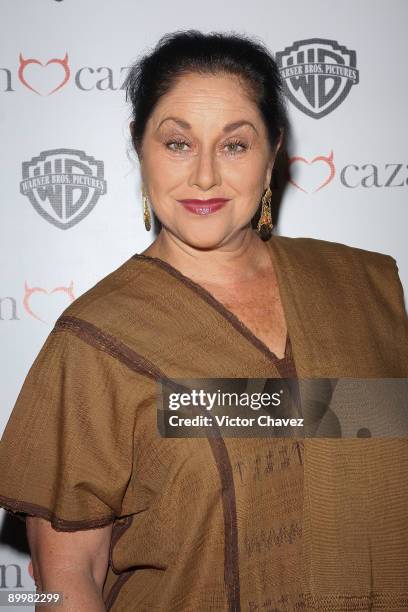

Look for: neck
[141,228,274,286]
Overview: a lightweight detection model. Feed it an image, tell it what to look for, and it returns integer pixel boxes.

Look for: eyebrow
[157,116,258,134]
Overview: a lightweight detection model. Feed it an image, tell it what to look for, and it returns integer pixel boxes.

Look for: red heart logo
[18,53,70,95]
[288,151,335,193]
[23,281,75,323]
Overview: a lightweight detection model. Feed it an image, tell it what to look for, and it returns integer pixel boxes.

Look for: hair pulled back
[124,29,289,158]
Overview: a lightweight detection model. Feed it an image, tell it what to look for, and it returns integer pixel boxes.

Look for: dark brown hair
[125,29,288,157]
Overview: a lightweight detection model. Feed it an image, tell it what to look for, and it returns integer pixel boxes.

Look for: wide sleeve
[377,254,408,371]
[0,323,135,531]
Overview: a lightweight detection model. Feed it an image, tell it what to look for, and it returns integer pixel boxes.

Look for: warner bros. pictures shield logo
[276,38,359,119]
[20,149,107,229]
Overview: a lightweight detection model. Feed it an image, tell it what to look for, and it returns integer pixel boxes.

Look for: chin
[177,229,232,251]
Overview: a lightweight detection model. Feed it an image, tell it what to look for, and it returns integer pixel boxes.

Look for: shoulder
[271,234,405,307]
[53,254,147,329]
[272,235,406,319]
[271,234,398,278]
[42,254,162,380]
[273,234,396,265]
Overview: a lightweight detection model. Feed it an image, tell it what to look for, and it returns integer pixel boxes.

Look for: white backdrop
[1,0,407,605]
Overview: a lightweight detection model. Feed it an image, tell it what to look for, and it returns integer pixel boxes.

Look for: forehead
[149,72,261,127]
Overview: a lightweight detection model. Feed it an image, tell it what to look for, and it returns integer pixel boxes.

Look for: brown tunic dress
[0,235,407,611]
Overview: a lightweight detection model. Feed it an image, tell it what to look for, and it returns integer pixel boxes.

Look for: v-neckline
[132,238,291,363]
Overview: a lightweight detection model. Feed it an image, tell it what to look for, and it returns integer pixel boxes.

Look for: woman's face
[137,72,279,250]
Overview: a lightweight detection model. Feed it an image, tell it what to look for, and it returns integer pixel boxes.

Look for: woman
[0,30,407,611]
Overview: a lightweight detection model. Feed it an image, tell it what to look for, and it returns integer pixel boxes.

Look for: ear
[130,121,143,162]
[264,152,276,190]
[276,128,284,152]
[264,130,284,189]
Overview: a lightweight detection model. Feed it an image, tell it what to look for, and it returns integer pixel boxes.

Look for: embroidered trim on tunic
[0,494,116,530]
[105,515,135,610]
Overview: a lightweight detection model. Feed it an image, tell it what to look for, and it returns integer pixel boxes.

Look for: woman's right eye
[166,140,190,151]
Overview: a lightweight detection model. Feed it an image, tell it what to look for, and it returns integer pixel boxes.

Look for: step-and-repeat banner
[1,0,407,604]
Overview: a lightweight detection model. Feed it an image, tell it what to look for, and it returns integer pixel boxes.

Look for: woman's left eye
[224,140,247,153]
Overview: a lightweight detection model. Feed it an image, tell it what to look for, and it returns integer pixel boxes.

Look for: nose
[189,146,221,191]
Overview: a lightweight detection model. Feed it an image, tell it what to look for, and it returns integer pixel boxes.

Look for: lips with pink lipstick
[177,198,230,215]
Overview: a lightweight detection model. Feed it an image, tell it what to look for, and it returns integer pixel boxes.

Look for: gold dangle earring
[257,187,273,239]
[141,185,151,231]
